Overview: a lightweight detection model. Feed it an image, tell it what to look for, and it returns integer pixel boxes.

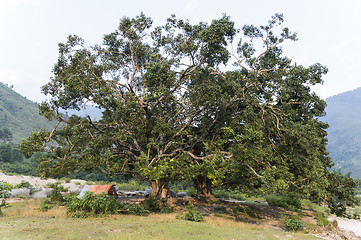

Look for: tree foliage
[19,13,357,206]
[0,128,12,142]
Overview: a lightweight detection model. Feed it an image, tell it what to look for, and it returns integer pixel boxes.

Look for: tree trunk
[151,179,170,199]
[194,175,217,201]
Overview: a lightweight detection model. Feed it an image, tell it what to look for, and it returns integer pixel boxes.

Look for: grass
[0,199,322,240]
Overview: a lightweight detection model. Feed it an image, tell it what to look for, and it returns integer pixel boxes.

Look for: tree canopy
[19,13,358,210]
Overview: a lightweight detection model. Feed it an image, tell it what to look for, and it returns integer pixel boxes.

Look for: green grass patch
[0,199,322,240]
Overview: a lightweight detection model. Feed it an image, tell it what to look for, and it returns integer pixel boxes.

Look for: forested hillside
[0,82,53,142]
[324,87,361,178]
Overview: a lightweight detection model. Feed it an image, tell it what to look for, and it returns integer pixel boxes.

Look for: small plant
[283,215,303,231]
[46,182,68,205]
[314,212,330,227]
[14,180,32,189]
[0,181,11,215]
[39,200,54,211]
[177,202,205,222]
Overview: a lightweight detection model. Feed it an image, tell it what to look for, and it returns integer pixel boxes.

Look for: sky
[1,0,361,102]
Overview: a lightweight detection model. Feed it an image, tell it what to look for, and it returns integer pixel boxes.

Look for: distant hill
[323,87,361,178]
[61,105,103,121]
[0,82,54,142]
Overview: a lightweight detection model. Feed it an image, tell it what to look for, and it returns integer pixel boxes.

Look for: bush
[184,187,196,197]
[46,182,68,205]
[66,192,123,217]
[213,189,246,201]
[0,181,11,215]
[124,204,150,216]
[116,180,149,191]
[283,215,303,231]
[66,191,149,218]
[142,197,172,213]
[14,180,32,189]
[265,193,301,209]
[1,182,13,191]
[39,200,54,211]
[314,212,330,227]
[177,202,205,222]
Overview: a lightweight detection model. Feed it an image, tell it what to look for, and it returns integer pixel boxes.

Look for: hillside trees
[0,128,12,142]
[19,14,356,206]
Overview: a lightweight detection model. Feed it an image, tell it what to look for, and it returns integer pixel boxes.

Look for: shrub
[213,189,246,201]
[66,192,123,217]
[124,204,150,216]
[0,181,11,215]
[46,182,68,205]
[66,191,149,218]
[177,202,205,222]
[314,212,330,227]
[142,197,172,213]
[14,180,32,189]
[283,215,303,231]
[265,193,301,209]
[184,187,196,197]
[1,182,13,191]
[39,200,54,211]
[116,180,149,191]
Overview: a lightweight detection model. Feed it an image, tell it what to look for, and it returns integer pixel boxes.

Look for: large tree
[20,14,350,204]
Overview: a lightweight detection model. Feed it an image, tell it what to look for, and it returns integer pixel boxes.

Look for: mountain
[323,87,361,178]
[0,82,54,142]
[61,105,103,121]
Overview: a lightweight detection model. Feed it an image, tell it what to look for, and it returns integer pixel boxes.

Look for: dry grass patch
[204,214,265,230]
[4,199,66,218]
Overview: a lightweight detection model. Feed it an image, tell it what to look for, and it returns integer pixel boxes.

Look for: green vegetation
[213,189,246,201]
[0,197,334,239]
[0,181,11,215]
[265,193,302,209]
[19,13,353,214]
[0,82,54,143]
[323,87,361,179]
[283,215,304,232]
[66,192,127,218]
[177,202,205,222]
[313,212,330,227]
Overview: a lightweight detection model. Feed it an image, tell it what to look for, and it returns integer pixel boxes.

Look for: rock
[11,189,30,198]
[176,192,188,198]
[31,188,52,199]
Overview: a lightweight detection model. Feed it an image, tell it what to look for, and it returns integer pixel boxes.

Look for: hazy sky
[1,0,360,102]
